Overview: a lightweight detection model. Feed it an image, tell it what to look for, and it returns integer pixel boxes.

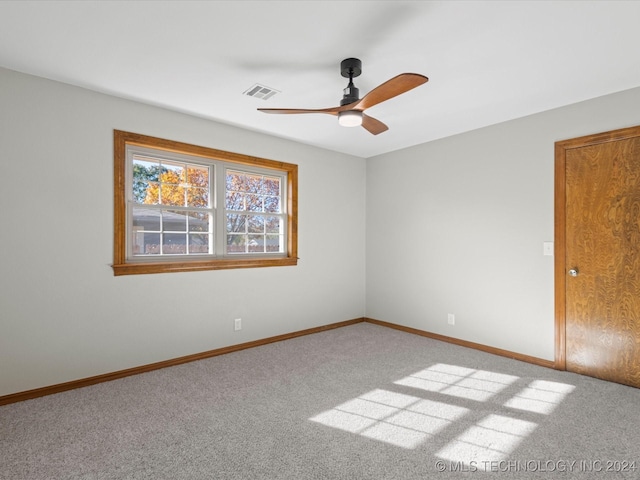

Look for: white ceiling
[2,1,640,158]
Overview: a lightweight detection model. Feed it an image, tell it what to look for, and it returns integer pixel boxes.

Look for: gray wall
[3,64,640,397]
[0,68,366,397]
[366,86,640,360]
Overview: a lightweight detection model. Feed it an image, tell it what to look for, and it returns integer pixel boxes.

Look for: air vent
[244,84,279,100]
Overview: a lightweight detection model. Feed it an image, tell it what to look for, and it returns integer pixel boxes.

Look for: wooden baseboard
[0,317,365,406]
[0,316,555,406]
[364,317,556,369]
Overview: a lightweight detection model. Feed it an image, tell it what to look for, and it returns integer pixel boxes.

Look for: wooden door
[555,126,640,388]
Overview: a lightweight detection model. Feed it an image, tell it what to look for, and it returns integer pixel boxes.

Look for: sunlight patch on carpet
[503,380,576,415]
[310,364,576,453]
[436,414,538,463]
[310,388,468,449]
[394,364,520,402]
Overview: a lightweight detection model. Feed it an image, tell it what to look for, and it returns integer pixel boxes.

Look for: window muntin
[113,130,298,275]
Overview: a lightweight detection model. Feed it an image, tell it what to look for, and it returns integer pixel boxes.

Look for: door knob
[568,268,579,277]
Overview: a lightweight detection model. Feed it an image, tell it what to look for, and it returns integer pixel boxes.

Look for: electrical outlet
[447,313,455,326]
[234,318,242,331]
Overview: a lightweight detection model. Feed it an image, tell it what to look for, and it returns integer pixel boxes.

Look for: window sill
[112,257,298,276]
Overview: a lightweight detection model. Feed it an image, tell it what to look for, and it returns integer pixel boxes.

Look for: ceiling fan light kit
[258,58,428,135]
[338,110,363,127]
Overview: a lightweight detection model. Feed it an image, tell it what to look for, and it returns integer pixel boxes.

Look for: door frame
[554,125,640,370]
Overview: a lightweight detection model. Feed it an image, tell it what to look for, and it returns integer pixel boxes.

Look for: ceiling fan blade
[361,114,388,135]
[353,73,428,111]
[258,105,344,115]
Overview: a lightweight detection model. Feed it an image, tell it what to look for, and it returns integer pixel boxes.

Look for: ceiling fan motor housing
[340,58,362,78]
[340,58,362,106]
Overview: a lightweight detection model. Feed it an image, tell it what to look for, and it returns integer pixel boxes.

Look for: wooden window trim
[112,130,298,276]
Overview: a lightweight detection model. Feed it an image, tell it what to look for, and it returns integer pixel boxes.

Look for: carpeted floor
[1,322,639,479]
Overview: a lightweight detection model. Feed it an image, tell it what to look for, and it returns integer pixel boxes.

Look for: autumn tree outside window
[113,131,298,276]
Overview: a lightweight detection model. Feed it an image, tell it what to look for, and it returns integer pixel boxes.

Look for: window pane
[266,234,283,252]
[247,215,264,234]
[132,207,160,231]
[132,228,145,255]
[187,165,208,187]
[263,176,280,196]
[226,171,244,192]
[187,187,208,207]
[140,232,161,255]
[163,233,186,254]
[143,181,160,205]
[265,216,280,233]
[246,194,263,212]
[133,158,161,181]
[245,173,263,193]
[163,210,187,232]
[227,234,246,253]
[160,184,186,206]
[226,191,244,211]
[264,196,280,213]
[226,214,246,233]
[189,234,210,254]
[163,162,185,184]
[248,235,264,253]
[188,212,209,232]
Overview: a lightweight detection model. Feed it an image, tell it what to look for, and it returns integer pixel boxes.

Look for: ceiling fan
[257,58,428,135]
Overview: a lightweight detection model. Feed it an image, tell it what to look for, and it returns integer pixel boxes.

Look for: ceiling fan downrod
[337,58,364,127]
[340,58,362,106]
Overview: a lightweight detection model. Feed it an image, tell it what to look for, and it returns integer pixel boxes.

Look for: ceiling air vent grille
[244,84,279,100]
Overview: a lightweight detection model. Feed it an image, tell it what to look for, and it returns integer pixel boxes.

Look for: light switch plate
[543,242,554,256]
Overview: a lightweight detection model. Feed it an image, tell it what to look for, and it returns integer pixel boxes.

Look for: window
[113,130,298,275]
